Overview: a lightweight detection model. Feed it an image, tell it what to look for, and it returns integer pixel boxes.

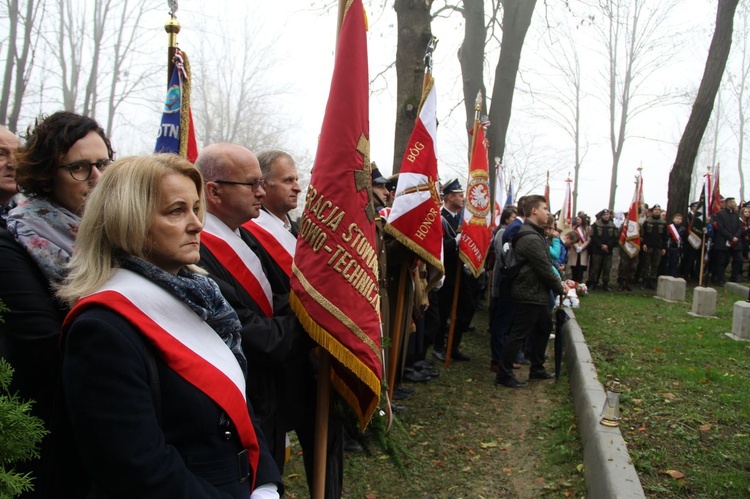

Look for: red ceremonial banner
[619,172,643,259]
[289,0,382,430]
[459,123,492,277]
[383,77,444,288]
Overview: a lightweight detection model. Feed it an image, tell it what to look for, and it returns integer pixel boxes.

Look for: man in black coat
[713,197,744,284]
[0,126,19,229]
[587,209,618,291]
[640,204,669,289]
[195,144,312,475]
[433,178,473,362]
[495,194,568,388]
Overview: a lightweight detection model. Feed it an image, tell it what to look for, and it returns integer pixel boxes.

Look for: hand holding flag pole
[445,91,483,368]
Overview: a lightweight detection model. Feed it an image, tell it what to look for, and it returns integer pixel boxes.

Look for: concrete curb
[562,307,646,498]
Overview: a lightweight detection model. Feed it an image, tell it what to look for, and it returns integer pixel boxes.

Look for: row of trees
[389,0,746,216]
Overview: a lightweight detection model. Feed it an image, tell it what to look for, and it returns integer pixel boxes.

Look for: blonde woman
[58,155,281,498]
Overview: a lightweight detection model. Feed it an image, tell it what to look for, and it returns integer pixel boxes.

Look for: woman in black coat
[0,111,113,496]
[58,154,282,498]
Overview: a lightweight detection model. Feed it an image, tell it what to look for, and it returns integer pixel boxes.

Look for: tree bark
[486,0,537,178]
[459,0,487,145]
[392,0,433,174]
[667,0,740,220]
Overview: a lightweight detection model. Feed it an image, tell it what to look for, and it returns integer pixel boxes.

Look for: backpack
[497,232,533,280]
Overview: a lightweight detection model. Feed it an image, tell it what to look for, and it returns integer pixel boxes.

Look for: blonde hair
[58,154,205,305]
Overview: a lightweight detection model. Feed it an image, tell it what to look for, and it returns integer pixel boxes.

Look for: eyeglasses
[213,179,265,192]
[60,159,113,181]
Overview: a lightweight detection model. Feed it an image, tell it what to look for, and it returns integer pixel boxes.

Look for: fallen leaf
[502,468,513,474]
[700,424,712,432]
[480,441,499,448]
[660,469,685,479]
[535,477,546,484]
[462,466,471,472]
[576,464,584,473]
[434,460,443,468]
[662,393,677,399]
[632,398,643,404]
[672,381,680,386]
[468,449,476,455]
[366,494,377,499]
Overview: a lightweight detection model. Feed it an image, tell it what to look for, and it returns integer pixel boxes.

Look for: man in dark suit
[195,144,313,477]
[433,178,473,362]
[0,126,19,229]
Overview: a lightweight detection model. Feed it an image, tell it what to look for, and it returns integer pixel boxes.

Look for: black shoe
[451,350,471,361]
[528,371,556,380]
[515,354,530,366]
[617,282,625,291]
[417,367,440,378]
[414,359,434,370]
[392,389,411,400]
[402,368,430,383]
[432,349,446,361]
[467,323,476,332]
[601,283,611,292]
[343,435,363,453]
[495,376,528,388]
[395,385,415,395]
[625,284,633,291]
[391,402,407,412]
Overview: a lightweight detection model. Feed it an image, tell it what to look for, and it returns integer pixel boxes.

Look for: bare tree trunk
[486,0,537,177]
[459,0,487,143]
[83,0,112,119]
[1,0,19,127]
[392,0,433,174]
[667,0,740,220]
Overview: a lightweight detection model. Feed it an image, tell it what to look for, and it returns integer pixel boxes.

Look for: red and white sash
[668,223,681,243]
[202,213,273,317]
[65,269,260,487]
[242,210,296,277]
[576,226,587,244]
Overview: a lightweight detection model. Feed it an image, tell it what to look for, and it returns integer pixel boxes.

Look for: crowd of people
[1,111,749,497]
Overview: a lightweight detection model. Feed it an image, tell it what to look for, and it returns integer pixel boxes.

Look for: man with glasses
[0,126,20,229]
[195,143,313,479]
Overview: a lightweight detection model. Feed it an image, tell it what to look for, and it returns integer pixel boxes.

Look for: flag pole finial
[474,91,482,111]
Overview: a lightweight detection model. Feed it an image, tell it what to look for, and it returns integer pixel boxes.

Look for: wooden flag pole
[445,90,482,369]
[312,2,348,497]
[387,261,409,401]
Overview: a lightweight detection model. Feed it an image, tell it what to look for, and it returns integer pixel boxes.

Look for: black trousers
[498,302,552,380]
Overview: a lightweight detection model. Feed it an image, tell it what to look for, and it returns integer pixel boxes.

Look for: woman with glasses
[58,154,281,497]
[0,111,112,497]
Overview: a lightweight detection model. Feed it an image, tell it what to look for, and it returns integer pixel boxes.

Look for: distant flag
[559,176,573,230]
[492,161,505,230]
[384,75,444,289]
[155,48,198,162]
[505,179,514,208]
[619,171,643,259]
[459,119,493,277]
[544,170,550,205]
[709,164,722,216]
[687,178,709,250]
[288,0,381,430]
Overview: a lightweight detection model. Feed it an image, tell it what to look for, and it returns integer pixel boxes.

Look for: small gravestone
[656,276,671,297]
[727,301,750,341]
[665,278,686,302]
[689,286,717,317]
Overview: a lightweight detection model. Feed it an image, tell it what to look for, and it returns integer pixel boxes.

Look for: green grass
[575,285,750,498]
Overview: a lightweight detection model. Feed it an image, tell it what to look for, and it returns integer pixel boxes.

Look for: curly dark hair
[14,111,113,198]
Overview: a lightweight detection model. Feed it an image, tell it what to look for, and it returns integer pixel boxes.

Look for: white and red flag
[383,76,444,289]
[492,161,505,230]
[458,121,493,277]
[619,172,643,259]
[559,177,573,230]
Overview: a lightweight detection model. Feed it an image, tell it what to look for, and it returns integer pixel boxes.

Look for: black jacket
[713,208,743,249]
[641,216,668,250]
[590,219,618,255]
[510,220,565,305]
[64,307,282,498]
[199,228,314,470]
